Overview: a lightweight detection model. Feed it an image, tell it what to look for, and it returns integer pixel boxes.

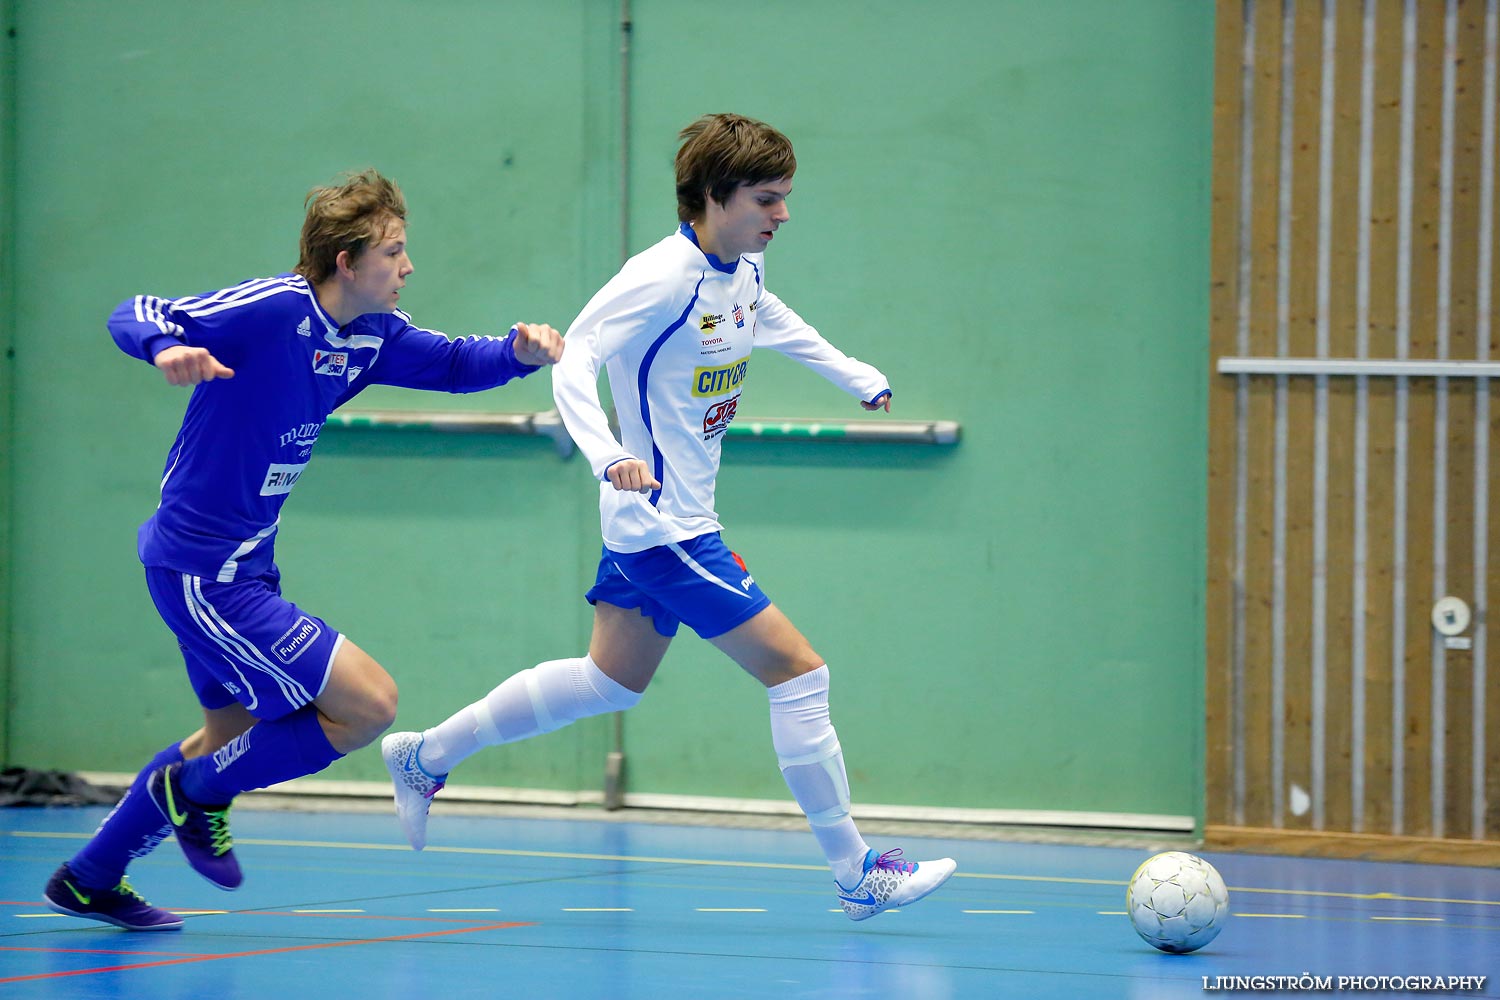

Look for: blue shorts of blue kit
[586,533,772,639]
[144,565,342,720]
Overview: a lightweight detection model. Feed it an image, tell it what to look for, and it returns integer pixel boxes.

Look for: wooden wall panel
[1209,0,1500,858]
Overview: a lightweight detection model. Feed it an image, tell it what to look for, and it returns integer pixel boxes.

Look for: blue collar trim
[678,222,738,274]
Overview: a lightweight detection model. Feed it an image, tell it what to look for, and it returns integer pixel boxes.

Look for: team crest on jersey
[699,312,726,332]
[313,350,348,376]
[703,393,740,440]
[733,304,744,328]
[346,366,364,382]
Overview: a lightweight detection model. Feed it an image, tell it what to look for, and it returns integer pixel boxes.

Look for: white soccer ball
[1126,851,1229,953]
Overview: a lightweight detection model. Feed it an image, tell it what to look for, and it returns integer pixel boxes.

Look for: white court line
[294,909,365,914]
[428,908,499,913]
[563,907,632,912]
[696,908,766,913]
[964,909,1034,915]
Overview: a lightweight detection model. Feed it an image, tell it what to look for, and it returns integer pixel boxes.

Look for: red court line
[0,921,533,984]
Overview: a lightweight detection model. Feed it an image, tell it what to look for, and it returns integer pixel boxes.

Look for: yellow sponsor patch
[692,359,749,397]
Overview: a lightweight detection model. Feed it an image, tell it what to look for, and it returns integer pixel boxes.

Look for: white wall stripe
[1351,0,1378,833]
[1271,0,1299,828]
[1231,0,1259,828]
[1390,0,1419,836]
[1427,0,1460,840]
[1311,0,1338,830]
[1472,0,1498,839]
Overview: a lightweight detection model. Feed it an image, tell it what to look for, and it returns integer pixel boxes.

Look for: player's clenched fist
[154,345,235,386]
[606,458,660,495]
[511,322,564,366]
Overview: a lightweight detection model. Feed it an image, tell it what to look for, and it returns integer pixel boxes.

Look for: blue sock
[68,742,184,889]
[178,707,343,803]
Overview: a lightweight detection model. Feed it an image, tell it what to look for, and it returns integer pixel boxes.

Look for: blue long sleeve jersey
[109,272,540,582]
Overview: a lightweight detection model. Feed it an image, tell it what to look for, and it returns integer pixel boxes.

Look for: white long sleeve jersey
[553,223,891,553]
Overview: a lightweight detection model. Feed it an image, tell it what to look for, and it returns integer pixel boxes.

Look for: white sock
[767,665,869,886]
[419,655,640,775]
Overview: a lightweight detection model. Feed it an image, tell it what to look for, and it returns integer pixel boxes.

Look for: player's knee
[364,674,399,735]
[795,646,823,675]
[338,673,398,748]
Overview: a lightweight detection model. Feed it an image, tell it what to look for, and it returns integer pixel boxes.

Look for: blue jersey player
[43,169,563,931]
[382,116,956,922]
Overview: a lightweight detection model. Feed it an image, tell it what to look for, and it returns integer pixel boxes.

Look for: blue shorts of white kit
[144,565,342,720]
[586,533,771,638]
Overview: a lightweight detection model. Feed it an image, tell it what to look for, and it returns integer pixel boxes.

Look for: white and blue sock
[418,655,641,775]
[768,665,870,888]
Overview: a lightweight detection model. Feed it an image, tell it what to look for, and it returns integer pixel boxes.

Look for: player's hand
[861,389,892,412]
[154,345,234,386]
[606,458,660,495]
[512,322,564,366]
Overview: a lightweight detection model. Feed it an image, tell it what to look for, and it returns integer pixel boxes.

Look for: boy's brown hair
[295,169,407,284]
[675,114,796,223]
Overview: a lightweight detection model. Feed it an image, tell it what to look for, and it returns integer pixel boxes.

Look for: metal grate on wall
[1207,0,1500,848]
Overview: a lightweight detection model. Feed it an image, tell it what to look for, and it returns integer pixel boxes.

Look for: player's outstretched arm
[153,344,235,387]
[511,322,564,366]
[860,389,892,412]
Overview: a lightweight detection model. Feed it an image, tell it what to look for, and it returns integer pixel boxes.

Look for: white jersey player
[385,114,956,921]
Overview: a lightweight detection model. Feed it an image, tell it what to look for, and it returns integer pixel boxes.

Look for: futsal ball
[1125,851,1229,954]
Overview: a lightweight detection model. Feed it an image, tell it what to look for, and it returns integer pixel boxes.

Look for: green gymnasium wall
[0,0,14,767]
[1,1,1214,825]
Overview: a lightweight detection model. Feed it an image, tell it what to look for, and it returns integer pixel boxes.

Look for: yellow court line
[1234,913,1307,919]
[9,830,1500,909]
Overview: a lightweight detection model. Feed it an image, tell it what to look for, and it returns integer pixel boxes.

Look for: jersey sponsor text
[703,393,740,439]
[693,359,748,397]
[313,350,348,375]
[260,462,308,496]
[273,615,321,664]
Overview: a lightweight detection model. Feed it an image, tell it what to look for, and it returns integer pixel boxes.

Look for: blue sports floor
[1,803,1497,999]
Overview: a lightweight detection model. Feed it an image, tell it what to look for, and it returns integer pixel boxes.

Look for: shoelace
[873,848,917,875]
[205,808,234,857]
[114,877,148,903]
